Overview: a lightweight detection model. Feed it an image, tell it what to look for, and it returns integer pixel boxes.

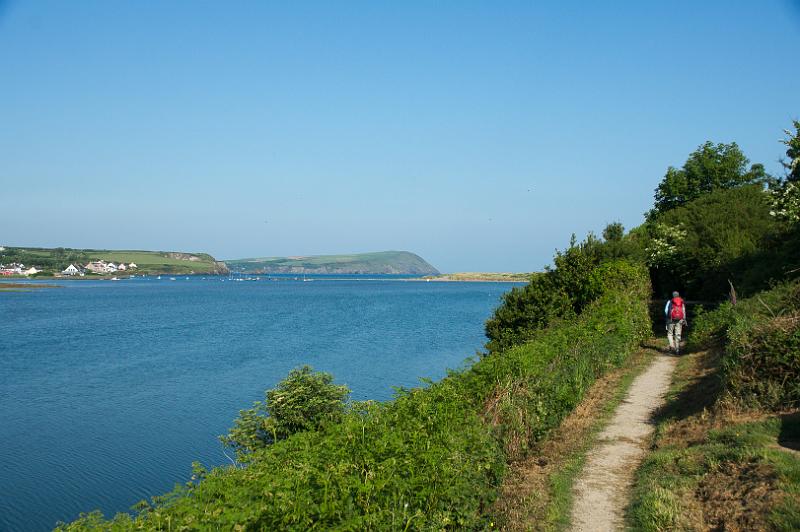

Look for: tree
[650,141,768,217]
[602,222,624,242]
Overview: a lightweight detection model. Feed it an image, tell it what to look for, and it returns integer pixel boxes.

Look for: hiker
[664,291,687,354]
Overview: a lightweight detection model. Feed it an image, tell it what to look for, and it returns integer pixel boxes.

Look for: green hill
[225,251,439,275]
[0,246,228,275]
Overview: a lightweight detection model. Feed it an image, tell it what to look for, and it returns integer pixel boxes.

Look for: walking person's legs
[666,322,676,352]
[674,321,683,354]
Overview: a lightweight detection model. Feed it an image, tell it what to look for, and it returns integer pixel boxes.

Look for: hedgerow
[689,280,800,410]
[59,261,650,530]
[484,232,643,353]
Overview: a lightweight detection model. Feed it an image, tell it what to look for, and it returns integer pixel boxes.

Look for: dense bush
[220,365,351,459]
[59,262,651,531]
[484,231,642,353]
[484,273,574,353]
[689,280,800,410]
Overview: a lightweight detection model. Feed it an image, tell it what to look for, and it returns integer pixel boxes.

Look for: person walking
[665,291,687,354]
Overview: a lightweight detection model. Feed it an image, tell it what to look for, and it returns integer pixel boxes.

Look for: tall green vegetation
[688,280,800,410]
[485,228,645,353]
[770,120,800,226]
[647,185,781,298]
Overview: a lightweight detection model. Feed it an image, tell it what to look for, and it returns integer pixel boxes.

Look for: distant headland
[225,251,440,275]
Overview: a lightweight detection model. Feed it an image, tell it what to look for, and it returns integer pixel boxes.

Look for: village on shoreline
[0,259,138,278]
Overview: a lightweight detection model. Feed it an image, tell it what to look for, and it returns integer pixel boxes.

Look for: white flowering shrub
[769,181,800,224]
[645,222,687,268]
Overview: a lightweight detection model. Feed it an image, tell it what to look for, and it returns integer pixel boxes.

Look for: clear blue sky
[1,1,798,272]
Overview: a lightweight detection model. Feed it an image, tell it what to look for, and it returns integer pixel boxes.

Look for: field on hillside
[1,247,224,275]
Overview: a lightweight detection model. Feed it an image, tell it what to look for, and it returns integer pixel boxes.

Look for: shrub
[688,280,800,410]
[484,230,643,354]
[724,311,800,409]
[220,365,350,459]
[484,273,573,353]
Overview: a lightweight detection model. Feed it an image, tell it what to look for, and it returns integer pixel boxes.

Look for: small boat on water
[170,277,176,281]
[111,277,119,281]
[157,276,161,280]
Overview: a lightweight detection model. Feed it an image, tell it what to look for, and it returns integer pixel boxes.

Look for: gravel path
[571,353,678,531]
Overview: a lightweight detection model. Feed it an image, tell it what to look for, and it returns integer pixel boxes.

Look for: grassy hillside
[0,246,227,275]
[226,250,439,275]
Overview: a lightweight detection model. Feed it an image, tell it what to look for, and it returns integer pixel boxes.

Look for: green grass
[628,416,800,531]
[91,251,211,265]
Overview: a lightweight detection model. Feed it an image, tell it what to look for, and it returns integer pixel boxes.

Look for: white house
[128,262,137,269]
[105,263,118,273]
[23,267,40,276]
[62,264,80,275]
[117,263,127,271]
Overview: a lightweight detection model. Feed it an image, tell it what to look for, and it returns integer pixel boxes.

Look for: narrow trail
[571,352,678,531]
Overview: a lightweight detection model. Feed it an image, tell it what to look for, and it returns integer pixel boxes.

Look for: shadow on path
[779,412,800,452]
[650,348,722,424]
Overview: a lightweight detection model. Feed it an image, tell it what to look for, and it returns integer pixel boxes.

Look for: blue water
[0,277,516,531]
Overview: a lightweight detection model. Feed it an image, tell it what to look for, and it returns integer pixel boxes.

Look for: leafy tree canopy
[602,222,624,242]
[649,141,767,218]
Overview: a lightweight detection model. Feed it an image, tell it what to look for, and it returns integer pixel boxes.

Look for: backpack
[670,297,685,320]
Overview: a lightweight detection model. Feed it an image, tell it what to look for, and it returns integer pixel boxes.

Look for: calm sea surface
[0,276,516,531]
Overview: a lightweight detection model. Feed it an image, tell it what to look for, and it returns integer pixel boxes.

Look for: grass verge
[627,347,800,531]
[492,341,656,530]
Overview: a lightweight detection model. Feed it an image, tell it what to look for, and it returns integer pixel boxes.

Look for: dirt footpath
[571,353,678,531]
